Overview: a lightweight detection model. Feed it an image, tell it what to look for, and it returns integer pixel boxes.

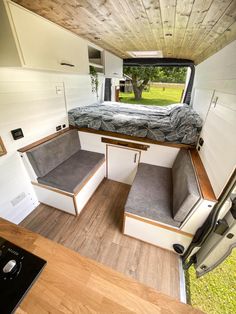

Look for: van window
[119,66,188,106]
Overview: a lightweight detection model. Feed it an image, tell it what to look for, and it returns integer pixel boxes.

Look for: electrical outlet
[11,192,26,207]
[56,86,63,95]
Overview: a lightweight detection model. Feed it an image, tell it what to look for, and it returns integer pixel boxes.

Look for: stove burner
[0,237,46,313]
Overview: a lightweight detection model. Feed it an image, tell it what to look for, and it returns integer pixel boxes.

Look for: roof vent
[127,50,163,58]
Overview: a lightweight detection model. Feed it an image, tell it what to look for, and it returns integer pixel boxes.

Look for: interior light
[127,50,163,58]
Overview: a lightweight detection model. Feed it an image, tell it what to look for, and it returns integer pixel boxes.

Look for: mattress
[68,102,202,145]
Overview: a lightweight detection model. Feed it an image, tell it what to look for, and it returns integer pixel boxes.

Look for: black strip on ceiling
[123,58,194,67]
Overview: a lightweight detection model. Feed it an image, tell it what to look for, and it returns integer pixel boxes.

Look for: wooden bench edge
[18,127,71,153]
[189,149,217,202]
[31,181,74,197]
[101,137,150,151]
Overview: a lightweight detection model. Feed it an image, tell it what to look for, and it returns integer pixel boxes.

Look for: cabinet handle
[134,153,137,163]
[60,62,75,67]
[113,72,118,75]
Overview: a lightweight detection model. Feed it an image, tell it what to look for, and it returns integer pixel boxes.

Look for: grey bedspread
[68,102,202,145]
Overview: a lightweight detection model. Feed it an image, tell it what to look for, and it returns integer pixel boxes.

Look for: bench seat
[123,149,205,253]
[125,163,180,227]
[25,129,106,215]
[125,149,201,228]
[38,150,105,193]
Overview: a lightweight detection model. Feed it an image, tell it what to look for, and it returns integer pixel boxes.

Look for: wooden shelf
[89,62,104,69]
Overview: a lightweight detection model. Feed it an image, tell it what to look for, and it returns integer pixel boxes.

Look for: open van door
[183,170,236,277]
[195,194,236,277]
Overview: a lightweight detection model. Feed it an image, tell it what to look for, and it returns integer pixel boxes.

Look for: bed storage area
[68,101,203,146]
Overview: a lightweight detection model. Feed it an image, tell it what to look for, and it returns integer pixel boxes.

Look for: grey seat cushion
[172,149,200,222]
[38,150,105,193]
[27,130,81,177]
[125,163,180,227]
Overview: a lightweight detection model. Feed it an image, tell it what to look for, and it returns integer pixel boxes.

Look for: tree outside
[123,66,187,101]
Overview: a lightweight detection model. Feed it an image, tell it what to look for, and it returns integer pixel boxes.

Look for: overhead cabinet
[104,51,123,78]
[0,0,89,74]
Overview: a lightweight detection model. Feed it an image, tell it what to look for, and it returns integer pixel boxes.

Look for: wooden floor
[20,179,181,300]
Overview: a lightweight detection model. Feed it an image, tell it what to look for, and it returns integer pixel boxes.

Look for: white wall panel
[0,67,102,223]
[192,40,236,198]
[191,88,214,123]
[194,40,236,94]
[198,93,236,197]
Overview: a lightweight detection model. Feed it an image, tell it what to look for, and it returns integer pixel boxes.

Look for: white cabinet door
[107,146,140,185]
[8,2,89,74]
[104,51,123,78]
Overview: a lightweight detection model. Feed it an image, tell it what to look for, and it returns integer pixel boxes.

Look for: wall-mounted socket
[11,128,24,140]
[56,86,63,95]
[56,125,62,131]
[62,124,66,128]
[11,192,26,207]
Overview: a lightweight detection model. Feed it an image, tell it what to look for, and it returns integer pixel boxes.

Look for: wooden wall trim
[0,136,7,156]
[31,181,74,197]
[75,126,193,149]
[101,137,150,151]
[124,213,193,238]
[72,196,79,215]
[18,127,70,153]
[190,149,217,202]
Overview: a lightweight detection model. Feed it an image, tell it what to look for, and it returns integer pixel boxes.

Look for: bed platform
[68,102,202,146]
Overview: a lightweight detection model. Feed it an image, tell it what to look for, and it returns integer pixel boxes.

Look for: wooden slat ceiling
[13,0,236,64]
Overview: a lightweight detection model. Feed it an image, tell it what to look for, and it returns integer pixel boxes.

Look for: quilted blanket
[68,102,202,145]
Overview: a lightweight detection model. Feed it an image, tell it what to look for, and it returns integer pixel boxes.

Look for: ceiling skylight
[127,50,163,58]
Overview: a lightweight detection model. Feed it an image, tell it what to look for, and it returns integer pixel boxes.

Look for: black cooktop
[0,237,46,314]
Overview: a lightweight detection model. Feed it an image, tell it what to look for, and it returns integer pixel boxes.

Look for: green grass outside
[186,250,236,314]
[119,86,183,106]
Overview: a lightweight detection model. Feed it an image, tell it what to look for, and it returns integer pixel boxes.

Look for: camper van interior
[0,0,236,313]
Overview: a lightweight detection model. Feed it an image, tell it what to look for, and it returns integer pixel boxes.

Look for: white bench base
[123,213,193,254]
[32,162,105,215]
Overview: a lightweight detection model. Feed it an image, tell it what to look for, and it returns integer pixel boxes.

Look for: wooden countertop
[0,218,203,314]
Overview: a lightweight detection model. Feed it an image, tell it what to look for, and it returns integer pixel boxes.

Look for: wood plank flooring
[20,179,181,300]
